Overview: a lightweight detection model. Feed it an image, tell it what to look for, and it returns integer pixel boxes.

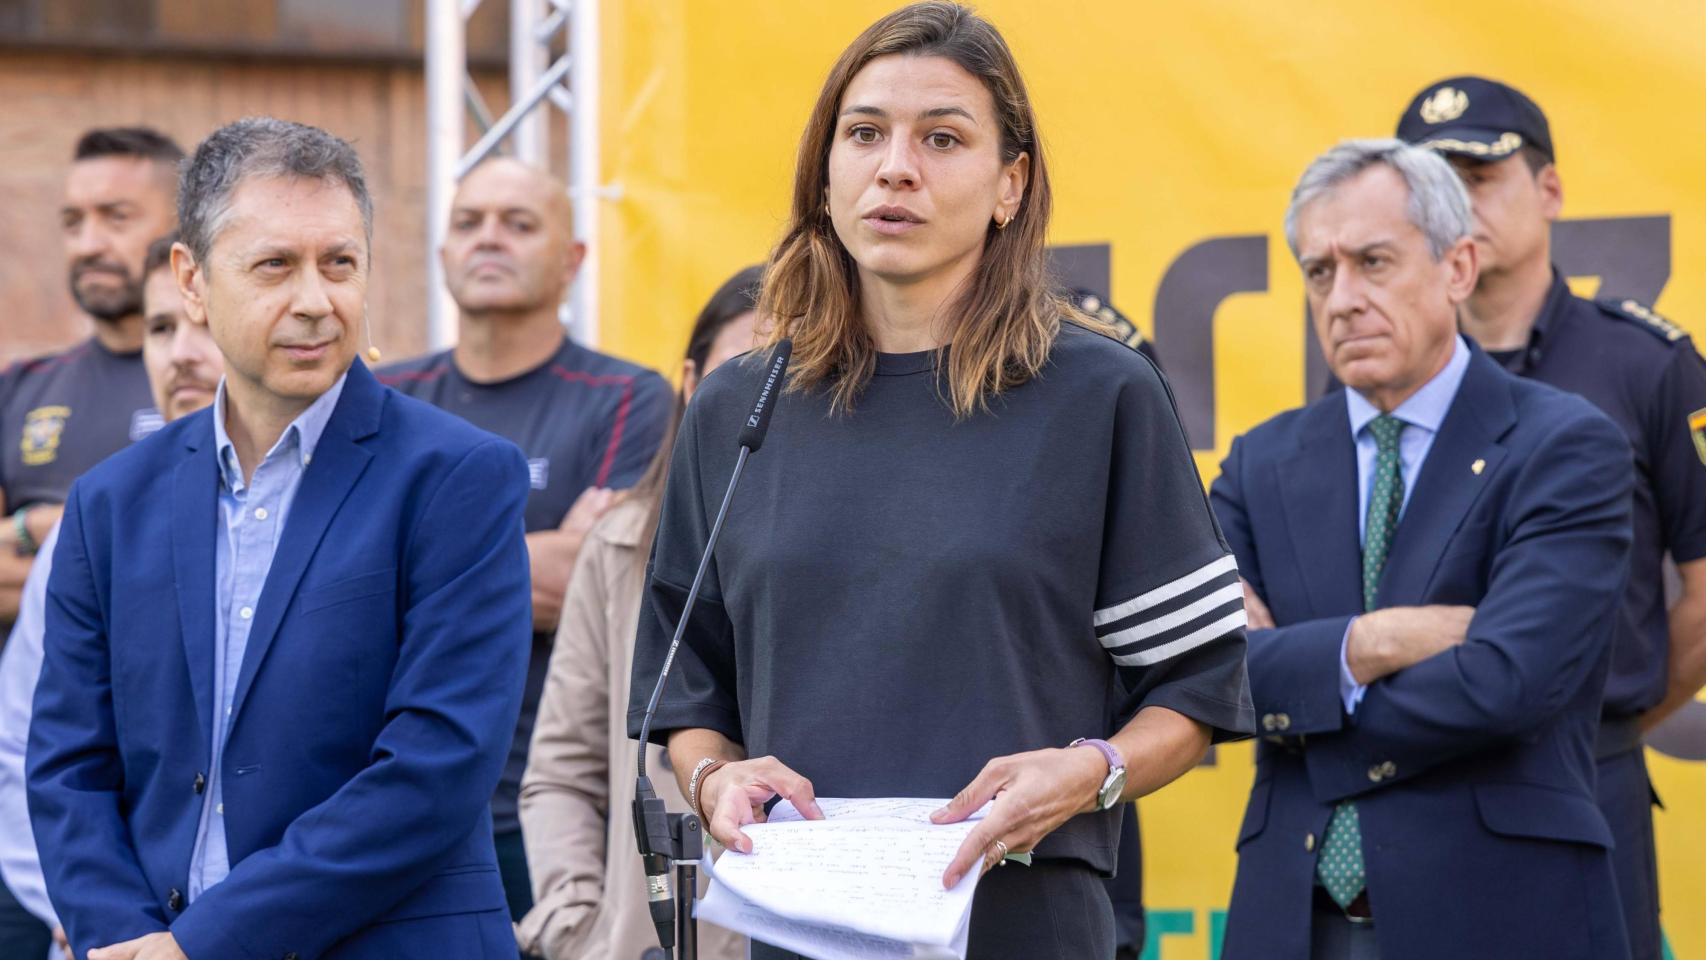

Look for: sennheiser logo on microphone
[748,353,785,429]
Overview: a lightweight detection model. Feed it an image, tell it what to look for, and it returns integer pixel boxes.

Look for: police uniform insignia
[1420,86,1469,124]
[1070,290,1147,352]
[21,405,70,466]
[1600,298,1688,343]
[1690,409,1706,466]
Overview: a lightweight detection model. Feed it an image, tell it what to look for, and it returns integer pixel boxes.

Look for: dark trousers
[0,875,51,960]
[1310,890,1379,960]
[1105,804,1144,959]
[493,828,534,922]
[1597,746,1661,960]
[750,859,1115,960]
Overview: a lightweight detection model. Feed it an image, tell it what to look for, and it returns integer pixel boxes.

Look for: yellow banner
[598,2,1706,956]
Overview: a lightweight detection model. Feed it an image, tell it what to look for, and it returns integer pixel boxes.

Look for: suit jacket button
[284,953,298,960]
[1305,832,1316,852]
[1381,761,1397,778]
[193,772,206,794]
[1261,713,1276,731]
[168,888,183,911]
[1367,765,1384,782]
[1276,713,1292,731]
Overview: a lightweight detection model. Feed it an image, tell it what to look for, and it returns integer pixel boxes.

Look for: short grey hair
[178,117,373,264]
[1283,138,1472,261]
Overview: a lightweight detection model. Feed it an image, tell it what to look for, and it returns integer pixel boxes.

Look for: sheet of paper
[703,797,985,950]
[698,879,966,960]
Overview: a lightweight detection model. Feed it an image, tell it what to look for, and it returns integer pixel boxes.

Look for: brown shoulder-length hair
[631,266,766,564]
[757,1,1093,418]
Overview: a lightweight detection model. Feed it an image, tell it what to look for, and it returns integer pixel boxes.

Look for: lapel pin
[1471,458,1485,475]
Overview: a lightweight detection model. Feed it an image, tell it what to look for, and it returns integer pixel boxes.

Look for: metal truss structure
[424,0,601,350]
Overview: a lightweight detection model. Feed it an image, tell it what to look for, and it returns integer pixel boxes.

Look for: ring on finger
[990,838,1009,866]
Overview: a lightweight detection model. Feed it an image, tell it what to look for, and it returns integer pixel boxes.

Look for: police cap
[1396,75,1553,164]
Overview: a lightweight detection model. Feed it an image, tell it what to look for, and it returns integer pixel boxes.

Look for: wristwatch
[12,507,38,557]
[1068,738,1126,811]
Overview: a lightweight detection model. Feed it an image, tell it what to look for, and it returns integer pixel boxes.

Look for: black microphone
[737,339,791,453]
[633,339,792,958]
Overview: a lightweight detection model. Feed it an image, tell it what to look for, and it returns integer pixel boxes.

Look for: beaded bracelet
[687,758,728,824]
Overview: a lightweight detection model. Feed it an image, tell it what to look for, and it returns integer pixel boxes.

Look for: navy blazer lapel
[229,363,385,724]
[171,413,221,756]
[1377,349,1517,605]
[1276,392,1365,618]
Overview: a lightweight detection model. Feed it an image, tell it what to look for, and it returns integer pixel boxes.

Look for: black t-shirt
[0,337,157,511]
[630,323,1253,874]
[379,336,672,832]
[1489,271,1706,718]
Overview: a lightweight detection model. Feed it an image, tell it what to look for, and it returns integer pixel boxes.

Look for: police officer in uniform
[0,128,180,625]
[1397,75,1706,960]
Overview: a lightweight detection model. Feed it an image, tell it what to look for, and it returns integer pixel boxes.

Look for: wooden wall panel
[0,49,511,368]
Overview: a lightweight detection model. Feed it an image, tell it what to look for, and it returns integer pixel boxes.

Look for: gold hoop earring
[996,213,1013,230]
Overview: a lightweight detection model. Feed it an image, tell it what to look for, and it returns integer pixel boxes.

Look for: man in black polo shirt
[0,128,180,623]
[1397,76,1706,960]
[379,158,670,927]
[0,125,180,960]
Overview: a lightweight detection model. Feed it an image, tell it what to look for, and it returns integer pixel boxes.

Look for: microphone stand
[633,342,790,960]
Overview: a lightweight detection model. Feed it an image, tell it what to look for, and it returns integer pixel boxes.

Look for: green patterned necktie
[1317,413,1405,909]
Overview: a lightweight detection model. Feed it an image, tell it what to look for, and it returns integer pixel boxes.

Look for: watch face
[1098,768,1127,810]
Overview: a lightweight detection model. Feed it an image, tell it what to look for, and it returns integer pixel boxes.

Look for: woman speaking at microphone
[630,4,1253,956]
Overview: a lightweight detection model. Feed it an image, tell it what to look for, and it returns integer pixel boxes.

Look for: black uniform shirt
[1493,270,1706,719]
[379,335,672,832]
[0,337,157,511]
[630,324,1254,873]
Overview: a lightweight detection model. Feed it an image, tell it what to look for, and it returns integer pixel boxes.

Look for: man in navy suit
[1213,139,1635,960]
[27,118,532,960]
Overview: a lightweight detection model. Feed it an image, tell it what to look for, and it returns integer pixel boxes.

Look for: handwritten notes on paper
[695,797,990,960]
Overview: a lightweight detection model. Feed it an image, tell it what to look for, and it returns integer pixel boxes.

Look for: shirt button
[240,606,254,620]
[216,803,225,815]
[254,507,268,521]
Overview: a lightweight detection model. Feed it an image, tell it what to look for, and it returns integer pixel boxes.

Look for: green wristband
[13,508,38,557]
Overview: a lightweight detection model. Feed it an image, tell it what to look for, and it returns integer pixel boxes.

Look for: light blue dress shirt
[187,373,346,900]
[1339,336,1470,713]
[0,524,60,929]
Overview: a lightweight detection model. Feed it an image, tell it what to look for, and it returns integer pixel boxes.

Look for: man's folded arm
[1211,434,1353,739]
[170,440,534,960]
[25,486,168,950]
[1243,619,1360,737]
[1306,413,1635,800]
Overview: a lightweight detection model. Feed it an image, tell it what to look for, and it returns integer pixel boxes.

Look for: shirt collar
[213,371,350,493]
[1346,335,1470,439]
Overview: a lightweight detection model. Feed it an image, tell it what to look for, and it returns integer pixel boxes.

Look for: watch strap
[1068,737,1123,773]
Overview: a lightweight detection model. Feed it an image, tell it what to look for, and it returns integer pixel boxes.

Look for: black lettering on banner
[1154,236,1269,450]
[1551,215,1671,304]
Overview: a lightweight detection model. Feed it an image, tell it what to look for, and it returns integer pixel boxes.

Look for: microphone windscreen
[737,339,792,453]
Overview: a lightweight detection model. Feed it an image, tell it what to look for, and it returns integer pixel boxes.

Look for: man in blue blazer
[27,118,532,960]
[1214,139,1635,960]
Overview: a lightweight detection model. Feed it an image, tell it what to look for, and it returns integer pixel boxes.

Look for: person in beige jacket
[517,268,762,960]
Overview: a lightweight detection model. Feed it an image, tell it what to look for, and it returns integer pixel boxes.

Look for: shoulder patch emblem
[1690,408,1706,466]
[1600,298,1688,343]
[1072,291,1147,352]
[21,405,69,466]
